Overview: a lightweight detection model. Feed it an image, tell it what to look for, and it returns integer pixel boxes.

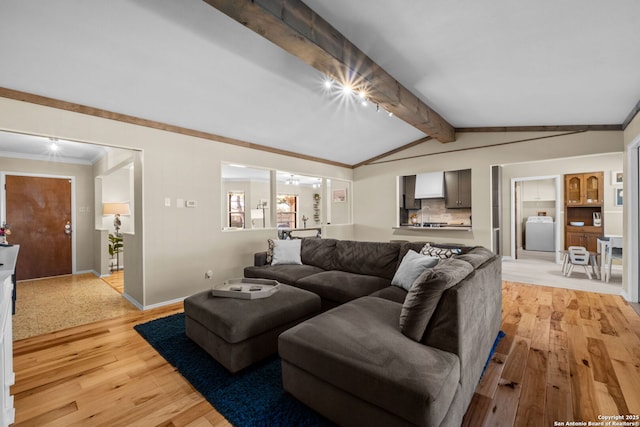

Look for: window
[277,194,298,228]
[228,192,245,228]
[221,162,351,231]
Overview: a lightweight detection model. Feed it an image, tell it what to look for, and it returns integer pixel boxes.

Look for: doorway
[2,173,75,280]
[625,134,640,303]
[510,175,562,263]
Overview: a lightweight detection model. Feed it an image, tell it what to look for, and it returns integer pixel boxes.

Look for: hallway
[12,272,136,341]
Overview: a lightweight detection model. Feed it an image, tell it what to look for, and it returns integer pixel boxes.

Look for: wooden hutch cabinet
[564,172,604,252]
[564,172,604,205]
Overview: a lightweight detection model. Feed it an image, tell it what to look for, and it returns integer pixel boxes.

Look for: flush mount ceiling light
[49,137,59,151]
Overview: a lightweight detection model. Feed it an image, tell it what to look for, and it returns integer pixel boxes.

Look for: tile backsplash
[408,199,472,225]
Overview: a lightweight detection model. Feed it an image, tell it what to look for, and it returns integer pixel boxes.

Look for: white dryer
[525,216,555,252]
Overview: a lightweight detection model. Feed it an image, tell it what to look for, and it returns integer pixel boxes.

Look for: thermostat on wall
[185,200,197,208]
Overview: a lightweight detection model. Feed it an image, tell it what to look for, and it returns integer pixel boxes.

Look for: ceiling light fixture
[312,179,321,189]
[49,137,59,151]
[323,78,334,89]
[285,174,299,186]
[341,84,354,95]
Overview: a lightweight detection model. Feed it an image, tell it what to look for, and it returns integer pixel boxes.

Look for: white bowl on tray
[569,221,585,226]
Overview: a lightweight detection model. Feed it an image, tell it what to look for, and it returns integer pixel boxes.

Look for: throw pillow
[400,258,473,342]
[271,239,303,265]
[391,250,439,291]
[266,239,276,264]
[419,243,462,259]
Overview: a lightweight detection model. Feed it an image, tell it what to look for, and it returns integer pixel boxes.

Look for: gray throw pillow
[391,250,439,291]
[400,258,473,342]
[271,239,302,265]
[419,243,461,259]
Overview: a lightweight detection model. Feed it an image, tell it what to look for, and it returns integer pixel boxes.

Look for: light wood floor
[462,281,640,426]
[102,270,124,294]
[11,281,640,426]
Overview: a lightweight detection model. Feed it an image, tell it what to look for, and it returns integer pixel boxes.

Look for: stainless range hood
[415,172,445,199]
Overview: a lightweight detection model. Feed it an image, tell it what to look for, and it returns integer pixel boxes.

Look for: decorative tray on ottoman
[211,278,280,300]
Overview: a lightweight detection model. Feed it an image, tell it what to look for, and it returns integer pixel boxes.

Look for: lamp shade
[102,203,130,215]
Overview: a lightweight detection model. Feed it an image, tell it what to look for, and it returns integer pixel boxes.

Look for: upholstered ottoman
[184,284,320,373]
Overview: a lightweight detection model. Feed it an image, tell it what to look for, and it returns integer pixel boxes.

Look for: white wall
[0,97,353,307]
[623,111,640,302]
[502,153,623,256]
[353,131,624,251]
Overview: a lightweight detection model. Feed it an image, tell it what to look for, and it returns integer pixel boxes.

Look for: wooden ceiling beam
[202,0,456,143]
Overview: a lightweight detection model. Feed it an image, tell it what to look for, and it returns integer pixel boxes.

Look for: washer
[525,216,555,252]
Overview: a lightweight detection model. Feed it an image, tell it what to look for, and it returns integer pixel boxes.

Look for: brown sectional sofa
[243,238,502,427]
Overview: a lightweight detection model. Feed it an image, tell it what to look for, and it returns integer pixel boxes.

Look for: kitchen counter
[393,225,472,232]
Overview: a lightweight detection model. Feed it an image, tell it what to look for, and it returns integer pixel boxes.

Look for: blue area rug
[135,313,505,426]
[482,330,506,378]
[134,313,334,427]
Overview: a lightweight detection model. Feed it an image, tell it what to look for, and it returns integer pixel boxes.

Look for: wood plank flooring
[11,281,640,426]
[463,281,640,427]
[102,270,124,294]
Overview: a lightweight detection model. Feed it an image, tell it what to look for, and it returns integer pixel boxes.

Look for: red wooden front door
[5,175,72,280]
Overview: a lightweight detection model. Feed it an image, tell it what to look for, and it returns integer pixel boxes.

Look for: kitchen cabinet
[564,172,603,205]
[522,179,555,201]
[564,171,604,251]
[403,175,421,209]
[444,169,471,209]
[565,227,600,252]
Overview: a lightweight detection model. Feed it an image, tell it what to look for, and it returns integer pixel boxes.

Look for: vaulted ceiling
[1,1,639,166]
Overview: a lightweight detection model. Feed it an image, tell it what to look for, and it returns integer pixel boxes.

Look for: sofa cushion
[244,264,324,285]
[391,249,439,291]
[279,296,460,427]
[454,246,495,268]
[295,271,391,304]
[400,258,474,342]
[300,238,337,270]
[334,240,401,280]
[369,286,407,304]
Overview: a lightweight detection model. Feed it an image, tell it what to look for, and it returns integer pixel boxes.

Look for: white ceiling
[0,131,108,165]
[1,1,639,166]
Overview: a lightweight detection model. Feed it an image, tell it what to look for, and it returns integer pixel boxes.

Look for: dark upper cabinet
[403,175,421,209]
[444,169,472,209]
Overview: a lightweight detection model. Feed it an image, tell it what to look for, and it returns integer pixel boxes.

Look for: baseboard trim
[122,293,186,311]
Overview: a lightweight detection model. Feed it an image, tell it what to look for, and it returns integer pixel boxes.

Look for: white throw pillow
[271,239,302,265]
[391,250,439,291]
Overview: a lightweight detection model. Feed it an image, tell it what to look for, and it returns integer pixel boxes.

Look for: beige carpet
[12,273,138,341]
